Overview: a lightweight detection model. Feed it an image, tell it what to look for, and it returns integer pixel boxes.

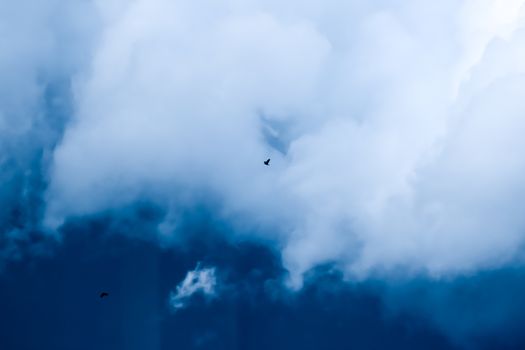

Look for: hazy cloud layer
[3,0,525,285]
[0,0,101,263]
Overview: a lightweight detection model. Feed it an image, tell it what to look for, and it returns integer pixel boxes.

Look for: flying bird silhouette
[264,158,270,166]
[99,292,109,298]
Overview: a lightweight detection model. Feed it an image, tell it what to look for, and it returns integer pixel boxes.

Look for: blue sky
[3,0,525,349]
[2,210,525,349]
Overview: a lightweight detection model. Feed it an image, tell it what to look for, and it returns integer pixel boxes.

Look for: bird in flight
[99,292,109,298]
[264,158,270,166]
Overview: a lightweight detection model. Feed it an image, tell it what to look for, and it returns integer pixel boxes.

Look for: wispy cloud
[170,265,217,310]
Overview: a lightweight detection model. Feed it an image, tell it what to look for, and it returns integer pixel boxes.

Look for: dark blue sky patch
[383,270,525,350]
[0,214,470,350]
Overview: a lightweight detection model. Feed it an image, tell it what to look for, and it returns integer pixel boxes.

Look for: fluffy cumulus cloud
[170,265,217,310]
[3,0,525,285]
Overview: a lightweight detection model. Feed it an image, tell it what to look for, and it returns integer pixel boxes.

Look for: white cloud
[34,0,525,286]
[170,265,217,310]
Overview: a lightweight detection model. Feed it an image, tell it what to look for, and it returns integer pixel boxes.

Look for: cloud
[0,0,101,263]
[2,0,525,286]
[170,265,217,310]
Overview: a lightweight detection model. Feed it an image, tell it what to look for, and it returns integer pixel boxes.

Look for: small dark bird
[100,292,109,299]
[264,158,270,166]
